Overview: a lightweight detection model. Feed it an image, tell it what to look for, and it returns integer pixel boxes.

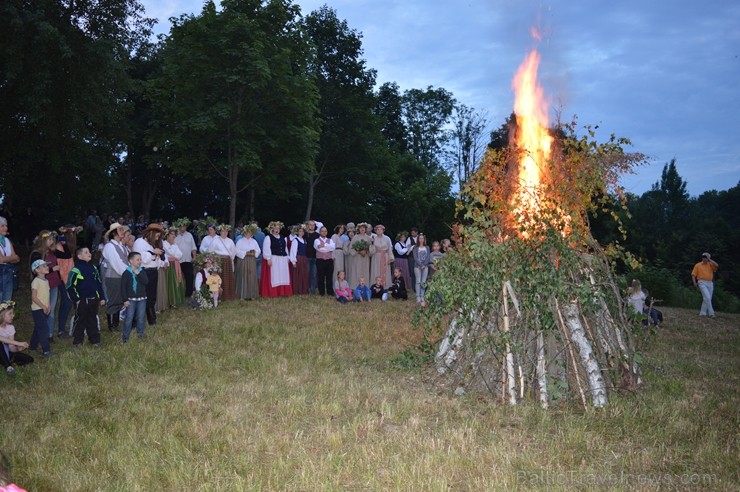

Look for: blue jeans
[0,269,13,302]
[698,280,715,316]
[30,310,51,353]
[414,266,429,302]
[122,299,147,341]
[47,286,59,337]
[58,288,73,335]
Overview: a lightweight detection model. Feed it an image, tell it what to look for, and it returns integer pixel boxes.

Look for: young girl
[370,276,388,301]
[30,231,62,341]
[388,268,408,300]
[206,264,223,307]
[334,271,353,303]
[0,301,33,375]
[393,231,412,294]
[428,241,444,281]
[412,233,431,304]
[29,259,53,356]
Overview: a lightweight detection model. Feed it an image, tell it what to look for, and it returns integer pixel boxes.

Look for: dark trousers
[407,256,416,294]
[1,346,34,368]
[30,310,51,353]
[72,298,101,345]
[58,288,74,335]
[181,262,194,297]
[316,258,334,296]
[144,267,158,325]
[104,276,123,329]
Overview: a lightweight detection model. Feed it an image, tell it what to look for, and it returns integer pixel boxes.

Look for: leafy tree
[402,86,455,171]
[375,82,407,152]
[450,103,488,186]
[148,0,319,227]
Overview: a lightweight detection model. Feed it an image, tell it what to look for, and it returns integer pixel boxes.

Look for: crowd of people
[0,214,454,376]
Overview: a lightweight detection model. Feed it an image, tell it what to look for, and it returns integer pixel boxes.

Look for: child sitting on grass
[0,301,33,375]
[370,276,388,301]
[29,259,53,356]
[388,268,408,300]
[334,271,353,303]
[354,277,371,302]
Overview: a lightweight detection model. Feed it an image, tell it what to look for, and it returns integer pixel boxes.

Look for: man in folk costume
[370,224,393,287]
[313,226,336,296]
[259,221,292,298]
[101,223,130,331]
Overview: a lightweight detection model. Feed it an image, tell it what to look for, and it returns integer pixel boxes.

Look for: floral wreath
[216,223,232,232]
[356,222,371,231]
[395,231,408,241]
[0,300,16,314]
[58,225,83,234]
[266,221,284,232]
[242,224,259,236]
[39,230,58,241]
[193,253,222,273]
[173,217,191,228]
[194,216,220,237]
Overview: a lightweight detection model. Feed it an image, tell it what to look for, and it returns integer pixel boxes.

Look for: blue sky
[141,0,740,196]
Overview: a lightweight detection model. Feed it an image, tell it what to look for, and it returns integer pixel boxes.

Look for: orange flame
[511,49,553,231]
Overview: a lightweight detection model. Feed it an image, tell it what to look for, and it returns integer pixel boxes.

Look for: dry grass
[2,289,738,491]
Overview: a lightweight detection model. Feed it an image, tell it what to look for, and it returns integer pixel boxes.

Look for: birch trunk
[562,301,608,408]
[502,283,516,405]
[537,330,548,409]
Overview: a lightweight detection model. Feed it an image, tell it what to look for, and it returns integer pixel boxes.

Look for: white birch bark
[537,330,549,409]
[502,283,517,405]
[563,301,608,408]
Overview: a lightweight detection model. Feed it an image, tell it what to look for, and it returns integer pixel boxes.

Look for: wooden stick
[554,298,588,411]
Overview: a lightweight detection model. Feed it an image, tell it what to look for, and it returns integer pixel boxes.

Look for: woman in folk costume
[133,223,165,325]
[234,224,261,300]
[162,228,185,306]
[209,224,237,301]
[370,224,393,287]
[331,224,346,277]
[393,231,412,292]
[348,222,372,288]
[260,221,292,298]
[55,225,81,337]
[155,224,171,314]
[342,223,355,288]
[289,225,309,295]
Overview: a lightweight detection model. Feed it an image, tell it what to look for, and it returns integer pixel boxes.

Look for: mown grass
[2,287,738,491]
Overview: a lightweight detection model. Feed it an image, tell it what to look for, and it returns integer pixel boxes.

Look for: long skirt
[156,268,168,313]
[219,255,237,301]
[235,255,259,300]
[165,260,185,306]
[293,255,309,295]
[259,257,292,298]
[332,249,345,278]
[394,256,412,294]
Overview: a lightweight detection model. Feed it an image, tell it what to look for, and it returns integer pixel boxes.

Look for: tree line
[1,0,492,243]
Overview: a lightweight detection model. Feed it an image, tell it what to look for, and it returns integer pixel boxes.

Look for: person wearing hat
[133,223,165,325]
[29,259,54,356]
[370,224,393,287]
[691,252,719,318]
[102,223,131,331]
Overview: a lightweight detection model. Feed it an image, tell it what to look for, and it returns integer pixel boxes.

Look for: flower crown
[216,224,232,232]
[242,224,259,235]
[58,226,83,234]
[173,217,191,228]
[194,253,222,273]
[267,221,284,231]
[39,231,58,240]
[0,300,16,314]
[194,216,220,237]
[356,222,371,231]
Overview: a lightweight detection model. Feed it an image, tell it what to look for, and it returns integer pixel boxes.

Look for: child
[334,271,353,303]
[428,241,444,280]
[0,301,34,375]
[29,259,53,356]
[121,252,148,342]
[388,268,408,300]
[206,265,223,307]
[354,277,371,302]
[66,247,106,347]
[370,276,388,301]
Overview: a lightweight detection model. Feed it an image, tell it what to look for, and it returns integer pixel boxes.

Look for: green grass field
[2,289,738,491]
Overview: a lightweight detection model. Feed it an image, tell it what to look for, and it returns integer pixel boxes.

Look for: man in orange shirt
[691,252,719,318]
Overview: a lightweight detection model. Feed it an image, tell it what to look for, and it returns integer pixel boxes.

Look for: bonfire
[425,44,645,409]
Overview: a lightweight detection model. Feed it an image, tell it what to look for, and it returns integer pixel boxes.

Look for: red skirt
[259,258,292,298]
[293,255,309,295]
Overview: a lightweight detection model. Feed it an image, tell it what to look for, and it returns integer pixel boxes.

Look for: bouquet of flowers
[352,239,370,256]
[190,285,215,310]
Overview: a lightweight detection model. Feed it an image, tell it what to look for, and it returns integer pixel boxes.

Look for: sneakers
[6,366,15,376]
[42,351,55,357]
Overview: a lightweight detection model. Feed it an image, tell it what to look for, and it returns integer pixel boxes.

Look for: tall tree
[302,5,386,222]
[149,0,319,226]
[402,86,455,171]
[450,104,488,186]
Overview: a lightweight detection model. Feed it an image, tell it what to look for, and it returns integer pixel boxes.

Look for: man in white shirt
[102,223,130,331]
[174,218,198,297]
